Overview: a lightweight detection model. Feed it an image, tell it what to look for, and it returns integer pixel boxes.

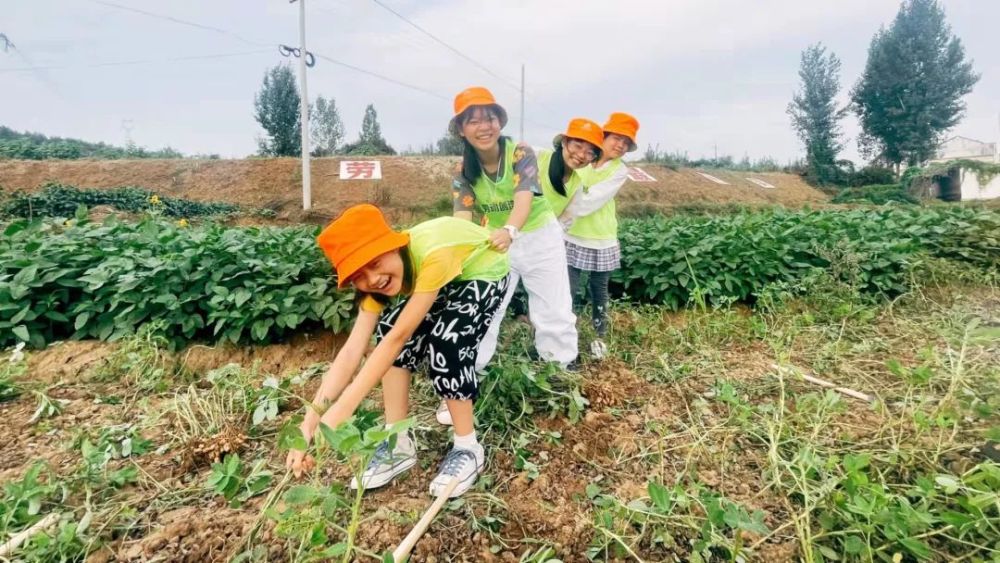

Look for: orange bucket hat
[553,118,605,153]
[448,86,508,136]
[316,204,409,288]
[603,112,640,152]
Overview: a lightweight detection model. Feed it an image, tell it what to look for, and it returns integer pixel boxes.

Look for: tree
[254,65,301,157]
[435,130,464,155]
[311,95,344,157]
[787,44,846,185]
[851,0,979,168]
[360,104,382,146]
[340,104,396,155]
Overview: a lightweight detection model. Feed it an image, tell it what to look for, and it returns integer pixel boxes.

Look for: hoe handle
[0,513,60,557]
[392,477,460,562]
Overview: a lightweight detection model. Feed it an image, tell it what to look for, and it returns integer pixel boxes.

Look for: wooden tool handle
[0,513,60,557]
[392,477,460,562]
[771,363,874,402]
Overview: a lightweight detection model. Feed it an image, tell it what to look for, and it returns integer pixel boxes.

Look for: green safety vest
[537,148,584,217]
[568,159,625,240]
[469,138,554,232]
[406,216,509,282]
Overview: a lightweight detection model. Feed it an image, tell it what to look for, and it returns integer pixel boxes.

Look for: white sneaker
[435,400,453,426]
[590,339,608,360]
[349,434,416,490]
[429,446,484,498]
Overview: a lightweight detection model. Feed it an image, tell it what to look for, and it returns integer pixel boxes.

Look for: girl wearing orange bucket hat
[448,86,579,376]
[539,118,605,218]
[285,204,510,498]
[556,112,639,360]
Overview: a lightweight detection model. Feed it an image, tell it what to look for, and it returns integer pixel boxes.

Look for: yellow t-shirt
[359,245,475,314]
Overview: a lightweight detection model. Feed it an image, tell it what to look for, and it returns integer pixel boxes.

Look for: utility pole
[520,64,525,142]
[292,0,312,210]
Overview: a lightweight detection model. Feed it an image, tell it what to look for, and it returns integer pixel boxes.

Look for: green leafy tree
[0,126,182,160]
[254,65,301,157]
[435,130,464,156]
[341,104,396,156]
[787,44,845,185]
[359,104,382,146]
[311,95,344,157]
[851,0,979,167]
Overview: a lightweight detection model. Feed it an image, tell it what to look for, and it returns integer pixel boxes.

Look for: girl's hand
[285,449,316,477]
[489,228,513,252]
[558,214,574,232]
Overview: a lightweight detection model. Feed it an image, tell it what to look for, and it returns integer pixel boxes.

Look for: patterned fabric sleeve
[512,142,541,195]
[451,171,477,214]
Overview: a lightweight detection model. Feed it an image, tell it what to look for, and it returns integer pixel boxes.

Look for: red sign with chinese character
[340,160,382,180]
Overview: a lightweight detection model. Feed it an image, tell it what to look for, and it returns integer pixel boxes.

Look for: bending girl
[285,204,510,498]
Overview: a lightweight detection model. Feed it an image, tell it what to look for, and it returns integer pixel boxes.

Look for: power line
[73,1,559,133]
[88,0,270,47]
[311,51,449,101]
[0,49,273,73]
[369,0,520,91]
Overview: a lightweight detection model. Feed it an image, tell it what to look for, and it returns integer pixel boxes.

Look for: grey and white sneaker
[349,434,416,491]
[428,446,484,498]
[435,400,453,426]
[590,339,609,360]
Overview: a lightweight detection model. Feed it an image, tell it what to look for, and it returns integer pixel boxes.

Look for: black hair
[548,138,603,196]
[354,246,414,308]
[548,143,569,197]
[454,105,507,185]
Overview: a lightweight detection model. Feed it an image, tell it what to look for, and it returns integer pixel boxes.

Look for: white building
[928,135,998,164]
[954,168,1000,201]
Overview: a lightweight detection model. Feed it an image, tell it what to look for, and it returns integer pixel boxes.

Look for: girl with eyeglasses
[552,113,639,359]
[447,86,580,393]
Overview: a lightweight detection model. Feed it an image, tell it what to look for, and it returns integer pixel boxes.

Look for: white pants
[475,219,578,370]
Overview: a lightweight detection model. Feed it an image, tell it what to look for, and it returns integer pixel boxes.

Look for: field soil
[3,281,995,561]
[0,158,827,224]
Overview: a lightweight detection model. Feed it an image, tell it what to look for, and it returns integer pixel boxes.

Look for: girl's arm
[504,190,533,230]
[505,143,540,231]
[453,170,476,222]
[561,164,630,220]
[490,142,539,248]
[316,290,439,432]
[299,310,379,442]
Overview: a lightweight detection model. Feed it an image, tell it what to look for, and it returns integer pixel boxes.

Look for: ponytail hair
[548,143,569,197]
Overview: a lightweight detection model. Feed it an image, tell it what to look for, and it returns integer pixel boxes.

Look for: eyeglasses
[567,139,598,161]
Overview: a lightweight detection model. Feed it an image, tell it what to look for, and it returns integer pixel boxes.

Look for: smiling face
[561,138,600,170]
[458,106,502,152]
[348,250,405,297]
[602,132,631,161]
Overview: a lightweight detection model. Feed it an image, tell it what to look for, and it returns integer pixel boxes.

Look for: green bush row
[831,184,918,205]
[615,206,999,308]
[1,183,241,219]
[3,205,997,348]
[0,209,353,348]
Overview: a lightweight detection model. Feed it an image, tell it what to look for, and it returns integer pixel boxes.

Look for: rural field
[1,158,999,563]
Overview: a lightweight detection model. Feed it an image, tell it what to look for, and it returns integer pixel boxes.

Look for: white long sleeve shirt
[562,161,629,249]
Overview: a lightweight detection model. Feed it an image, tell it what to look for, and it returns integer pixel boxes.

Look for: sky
[2,0,998,164]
